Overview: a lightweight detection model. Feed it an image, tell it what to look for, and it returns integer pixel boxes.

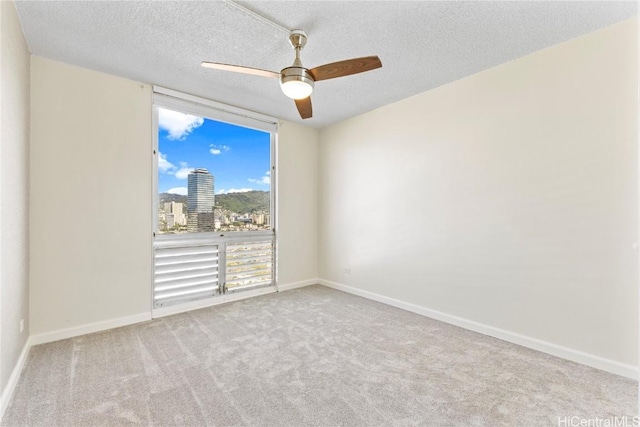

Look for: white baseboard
[152,280,318,318]
[318,279,638,380]
[1,338,32,420]
[277,278,318,292]
[152,286,278,319]
[29,312,152,346]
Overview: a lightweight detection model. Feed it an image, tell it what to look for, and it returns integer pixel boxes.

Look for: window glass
[157,107,272,234]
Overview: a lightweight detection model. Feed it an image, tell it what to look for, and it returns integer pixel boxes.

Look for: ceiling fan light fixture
[280,67,314,99]
[281,80,313,99]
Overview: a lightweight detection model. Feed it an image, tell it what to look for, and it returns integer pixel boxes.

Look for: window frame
[151,87,279,313]
[151,86,277,241]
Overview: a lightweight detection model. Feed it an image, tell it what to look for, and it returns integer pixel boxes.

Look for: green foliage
[159,191,269,215]
[159,193,187,204]
[215,191,269,214]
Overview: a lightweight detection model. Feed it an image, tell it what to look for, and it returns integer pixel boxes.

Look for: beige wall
[319,18,638,368]
[277,121,319,285]
[30,57,153,335]
[1,0,31,392]
[29,57,319,335]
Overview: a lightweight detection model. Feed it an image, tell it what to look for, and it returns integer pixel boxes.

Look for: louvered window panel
[225,240,274,292]
[154,244,220,307]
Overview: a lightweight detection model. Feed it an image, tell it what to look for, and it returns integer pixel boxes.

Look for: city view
[156,107,271,234]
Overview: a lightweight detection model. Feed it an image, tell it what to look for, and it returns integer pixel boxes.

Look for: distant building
[166,213,175,229]
[188,169,214,213]
[164,201,186,226]
[187,212,215,232]
[187,168,215,232]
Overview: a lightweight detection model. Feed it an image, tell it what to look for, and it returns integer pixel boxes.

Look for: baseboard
[152,286,278,318]
[277,278,319,292]
[152,280,317,318]
[29,312,152,346]
[0,337,32,420]
[318,279,638,380]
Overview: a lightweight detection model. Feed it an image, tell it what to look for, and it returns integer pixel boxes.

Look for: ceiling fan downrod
[280,30,315,100]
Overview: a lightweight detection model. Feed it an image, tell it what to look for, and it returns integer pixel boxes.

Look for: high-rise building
[187,169,215,213]
[187,168,215,232]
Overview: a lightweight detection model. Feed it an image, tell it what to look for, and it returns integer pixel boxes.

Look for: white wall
[30,57,153,335]
[0,0,30,392]
[277,121,319,285]
[319,18,638,369]
[29,57,319,336]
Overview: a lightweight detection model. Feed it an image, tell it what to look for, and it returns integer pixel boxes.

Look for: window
[156,107,272,234]
[152,88,277,310]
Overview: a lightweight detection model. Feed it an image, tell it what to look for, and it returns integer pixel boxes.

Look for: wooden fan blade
[201,62,280,78]
[295,97,312,119]
[309,56,382,82]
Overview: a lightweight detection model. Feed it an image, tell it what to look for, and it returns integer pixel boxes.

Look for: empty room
[0,0,638,425]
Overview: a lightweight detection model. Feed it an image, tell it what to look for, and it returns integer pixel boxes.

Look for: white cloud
[175,162,193,180]
[209,144,230,155]
[248,171,271,186]
[159,108,204,140]
[158,152,176,173]
[167,187,187,196]
[217,188,254,194]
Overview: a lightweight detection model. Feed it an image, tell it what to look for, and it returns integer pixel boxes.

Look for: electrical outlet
[343,268,351,275]
[20,319,24,333]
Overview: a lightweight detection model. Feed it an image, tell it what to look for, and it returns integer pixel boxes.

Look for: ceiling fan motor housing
[280,66,315,99]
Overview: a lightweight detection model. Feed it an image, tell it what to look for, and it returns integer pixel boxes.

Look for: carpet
[2,285,636,426]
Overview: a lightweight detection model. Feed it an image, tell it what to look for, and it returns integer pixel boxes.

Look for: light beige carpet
[2,285,636,426]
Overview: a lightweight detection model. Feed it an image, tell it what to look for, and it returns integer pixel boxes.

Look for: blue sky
[157,108,271,195]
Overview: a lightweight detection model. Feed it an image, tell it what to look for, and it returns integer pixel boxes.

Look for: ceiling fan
[201,30,382,119]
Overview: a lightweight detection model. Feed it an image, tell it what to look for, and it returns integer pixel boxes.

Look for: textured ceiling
[14,1,638,129]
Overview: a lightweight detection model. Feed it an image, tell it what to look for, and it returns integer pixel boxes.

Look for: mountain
[159,191,269,214]
[215,191,269,213]
[159,193,187,204]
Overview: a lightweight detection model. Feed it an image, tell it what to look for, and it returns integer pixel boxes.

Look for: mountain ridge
[159,190,269,214]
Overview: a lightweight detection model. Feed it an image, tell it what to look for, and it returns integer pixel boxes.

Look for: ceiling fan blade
[201,62,280,78]
[295,97,312,119]
[309,56,382,82]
